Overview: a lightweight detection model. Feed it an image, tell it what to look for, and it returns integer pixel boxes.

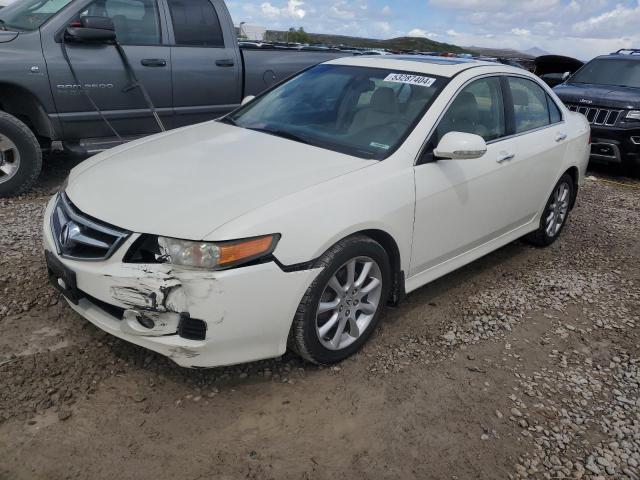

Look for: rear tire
[525,173,574,247]
[0,111,42,198]
[289,235,392,365]
[622,158,640,179]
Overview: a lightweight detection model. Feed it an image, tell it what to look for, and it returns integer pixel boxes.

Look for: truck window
[166,0,224,47]
[0,0,73,31]
[80,0,161,45]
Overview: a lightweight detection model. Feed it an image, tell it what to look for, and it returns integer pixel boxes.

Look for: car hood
[66,121,372,240]
[554,82,640,109]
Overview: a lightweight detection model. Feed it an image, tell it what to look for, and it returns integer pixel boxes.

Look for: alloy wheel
[545,181,570,237]
[0,133,20,185]
[315,256,383,351]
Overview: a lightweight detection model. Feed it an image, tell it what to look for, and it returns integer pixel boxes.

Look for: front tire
[0,111,42,198]
[525,173,574,247]
[289,235,392,365]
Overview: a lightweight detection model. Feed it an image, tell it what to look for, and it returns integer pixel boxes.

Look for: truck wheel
[622,159,640,179]
[0,111,42,198]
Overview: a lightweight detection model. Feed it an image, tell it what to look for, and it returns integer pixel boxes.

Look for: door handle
[497,152,516,164]
[141,58,167,67]
[215,59,235,67]
[555,133,568,142]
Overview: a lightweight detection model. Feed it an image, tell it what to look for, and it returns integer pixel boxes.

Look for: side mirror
[65,16,116,43]
[241,95,256,106]
[433,132,487,160]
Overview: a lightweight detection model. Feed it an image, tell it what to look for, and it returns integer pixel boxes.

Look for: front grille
[51,193,130,261]
[566,104,622,126]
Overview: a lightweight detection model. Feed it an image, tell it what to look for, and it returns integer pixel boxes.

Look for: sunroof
[383,55,478,65]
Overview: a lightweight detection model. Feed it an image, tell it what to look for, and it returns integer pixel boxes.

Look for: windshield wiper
[218,116,237,126]
[247,127,311,145]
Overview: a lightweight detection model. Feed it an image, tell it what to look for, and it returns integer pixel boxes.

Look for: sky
[227,0,640,60]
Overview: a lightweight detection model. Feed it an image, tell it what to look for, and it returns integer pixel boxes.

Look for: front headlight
[157,234,280,270]
[625,110,640,121]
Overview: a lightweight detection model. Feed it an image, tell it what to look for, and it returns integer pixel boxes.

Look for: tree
[287,27,310,44]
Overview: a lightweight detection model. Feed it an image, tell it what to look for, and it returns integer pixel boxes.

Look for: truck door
[42,0,173,142]
[164,0,242,127]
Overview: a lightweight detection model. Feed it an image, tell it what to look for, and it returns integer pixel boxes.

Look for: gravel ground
[0,158,638,480]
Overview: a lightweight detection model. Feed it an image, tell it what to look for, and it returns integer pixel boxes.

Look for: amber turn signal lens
[219,235,276,266]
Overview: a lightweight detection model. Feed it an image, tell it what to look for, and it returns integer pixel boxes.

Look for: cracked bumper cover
[43,197,320,368]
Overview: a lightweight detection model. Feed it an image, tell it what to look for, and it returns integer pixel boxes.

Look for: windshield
[0,0,73,31]
[570,58,640,89]
[225,64,447,160]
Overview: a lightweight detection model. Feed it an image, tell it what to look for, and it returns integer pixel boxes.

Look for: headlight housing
[625,110,640,122]
[155,234,280,270]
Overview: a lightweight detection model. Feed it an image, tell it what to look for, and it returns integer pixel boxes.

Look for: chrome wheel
[546,181,570,237]
[315,257,383,351]
[0,133,20,185]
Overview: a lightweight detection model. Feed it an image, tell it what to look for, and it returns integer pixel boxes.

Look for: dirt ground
[0,157,639,480]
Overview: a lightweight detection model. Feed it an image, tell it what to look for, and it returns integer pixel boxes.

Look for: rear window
[167,0,224,47]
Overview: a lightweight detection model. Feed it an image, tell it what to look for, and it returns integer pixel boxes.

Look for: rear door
[504,76,569,211]
[164,0,242,127]
[43,0,173,141]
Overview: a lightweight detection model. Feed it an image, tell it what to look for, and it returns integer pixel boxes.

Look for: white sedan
[43,56,590,368]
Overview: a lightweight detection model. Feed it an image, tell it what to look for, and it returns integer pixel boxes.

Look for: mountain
[265,31,469,54]
[466,46,536,59]
[523,47,552,57]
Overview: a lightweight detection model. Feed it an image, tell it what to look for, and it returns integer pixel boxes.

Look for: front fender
[207,159,416,274]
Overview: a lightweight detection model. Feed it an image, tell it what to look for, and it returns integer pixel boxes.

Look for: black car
[554,49,640,177]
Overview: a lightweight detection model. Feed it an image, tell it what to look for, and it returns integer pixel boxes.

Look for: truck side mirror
[65,16,116,43]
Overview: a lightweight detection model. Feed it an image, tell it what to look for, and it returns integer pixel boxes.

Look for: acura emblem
[60,221,81,249]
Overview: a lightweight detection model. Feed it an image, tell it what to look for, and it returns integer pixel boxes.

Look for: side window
[81,0,161,45]
[547,95,562,124]
[508,77,551,133]
[434,76,506,145]
[167,0,225,47]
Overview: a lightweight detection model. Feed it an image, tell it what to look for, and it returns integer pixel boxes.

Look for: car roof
[327,55,509,78]
[595,53,640,61]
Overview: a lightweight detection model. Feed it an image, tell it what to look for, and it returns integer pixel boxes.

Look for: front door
[43,0,173,140]
[165,0,242,127]
[411,76,533,278]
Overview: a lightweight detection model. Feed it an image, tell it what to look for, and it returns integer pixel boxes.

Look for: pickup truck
[0,0,350,196]
[554,49,640,177]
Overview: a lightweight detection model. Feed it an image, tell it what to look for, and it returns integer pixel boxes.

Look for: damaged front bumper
[43,196,320,368]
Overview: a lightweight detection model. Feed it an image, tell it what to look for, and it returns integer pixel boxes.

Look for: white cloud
[408,28,439,39]
[260,0,306,19]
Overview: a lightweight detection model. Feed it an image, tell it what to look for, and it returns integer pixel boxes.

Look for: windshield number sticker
[383,73,437,87]
[370,142,390,150]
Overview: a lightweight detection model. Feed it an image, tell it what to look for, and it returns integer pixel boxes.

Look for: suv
[554,49,640,177]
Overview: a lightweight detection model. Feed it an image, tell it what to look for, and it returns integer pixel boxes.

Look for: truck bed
[241,48,352,96]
